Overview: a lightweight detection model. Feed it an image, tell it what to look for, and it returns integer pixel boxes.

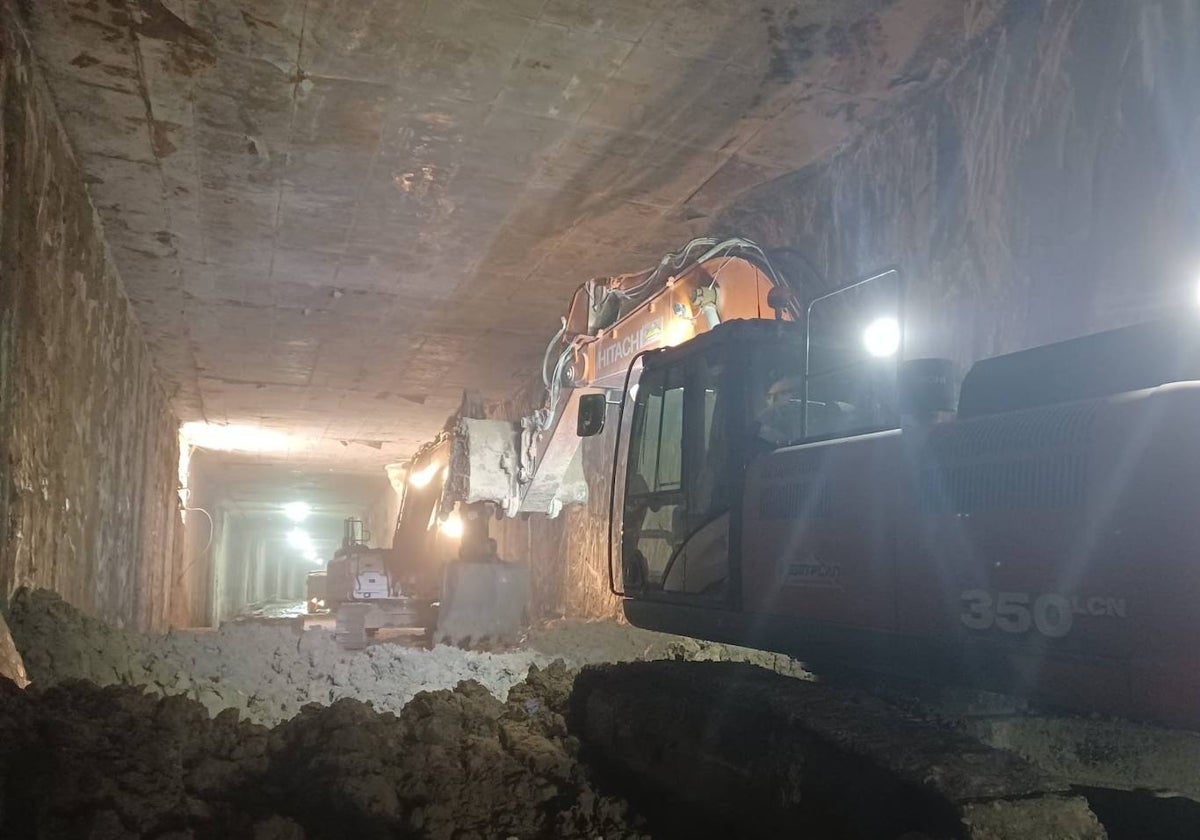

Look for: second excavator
[327,238,798,648]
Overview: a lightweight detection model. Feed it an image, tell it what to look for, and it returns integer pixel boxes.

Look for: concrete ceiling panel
[541,0,664,42]
[193,57,296,143]
[300,0,423,83]
[269,248,342,288]
[189,0,304,66]
[29,0,971,474]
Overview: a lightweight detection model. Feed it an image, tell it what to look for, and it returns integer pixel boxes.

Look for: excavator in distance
[338,239,798,649]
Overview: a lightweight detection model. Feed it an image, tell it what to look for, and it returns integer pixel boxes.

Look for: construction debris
[0,662,646,839]
[4,588,805,726]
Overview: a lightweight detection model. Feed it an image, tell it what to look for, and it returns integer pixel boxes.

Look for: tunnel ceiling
[198,451,390,517]
[27,0,971,472]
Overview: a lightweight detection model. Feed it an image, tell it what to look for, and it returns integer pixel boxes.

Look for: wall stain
[69,52,101,68]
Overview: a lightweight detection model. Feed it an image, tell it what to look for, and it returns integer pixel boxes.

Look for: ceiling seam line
[121,0,208,425]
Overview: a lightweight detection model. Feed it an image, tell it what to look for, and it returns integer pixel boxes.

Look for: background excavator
[322,238,797,648]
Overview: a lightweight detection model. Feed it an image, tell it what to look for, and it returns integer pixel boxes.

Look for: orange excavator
[355,238,797,647]
[373,232,1200,735]
[578,254,1200,731]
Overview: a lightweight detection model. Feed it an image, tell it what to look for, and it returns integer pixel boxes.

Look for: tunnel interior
[2,0,1200,837]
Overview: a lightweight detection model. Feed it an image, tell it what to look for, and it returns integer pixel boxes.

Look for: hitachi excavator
[574,254,1200,731]
[374,233,1200,735]
[364,238,795,648]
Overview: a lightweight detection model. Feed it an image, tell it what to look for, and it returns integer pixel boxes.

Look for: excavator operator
[756,375,806,445]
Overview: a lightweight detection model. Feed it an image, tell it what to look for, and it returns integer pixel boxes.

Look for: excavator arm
[461,238,798,518]
[389,238,798,645]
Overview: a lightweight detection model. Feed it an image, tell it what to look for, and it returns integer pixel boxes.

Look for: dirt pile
[527,618,809,678]
[0,663,646,839]
[6,588,546,726]
[0,677,280,838]
[5,589,807,726]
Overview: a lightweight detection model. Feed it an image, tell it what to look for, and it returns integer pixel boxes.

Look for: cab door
[622,348,739,604]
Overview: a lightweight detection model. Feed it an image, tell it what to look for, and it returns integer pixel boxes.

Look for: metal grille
[920,401,1097,513]
[925,401,1098,459]
[759,478,832,520]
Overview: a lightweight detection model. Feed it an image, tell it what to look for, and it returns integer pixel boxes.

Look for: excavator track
[571,660,1106,839]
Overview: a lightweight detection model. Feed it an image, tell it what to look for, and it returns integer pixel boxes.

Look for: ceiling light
[284,501,311,522]
[287,529,312,551]
[862,317,901,358]
[180,421,290,453]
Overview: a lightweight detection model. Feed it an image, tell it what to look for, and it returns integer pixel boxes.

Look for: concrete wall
[719,0,1200,365]
[0,4,186,631]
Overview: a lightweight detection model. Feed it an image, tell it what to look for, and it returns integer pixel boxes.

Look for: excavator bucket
[434,561,530,647]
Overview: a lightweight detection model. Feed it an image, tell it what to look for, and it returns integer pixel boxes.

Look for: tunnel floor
[0,589,806,839]
[1,589,1195,839]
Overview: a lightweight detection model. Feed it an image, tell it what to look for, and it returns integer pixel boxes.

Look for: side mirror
[577,393,607,437]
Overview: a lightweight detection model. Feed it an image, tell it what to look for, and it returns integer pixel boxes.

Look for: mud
[0,662,646,839]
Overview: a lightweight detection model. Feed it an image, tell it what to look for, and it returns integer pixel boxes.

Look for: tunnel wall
[718,0,1200,365]
[491,378,621,621]
[174,448,223,627]
[0,5,185,631]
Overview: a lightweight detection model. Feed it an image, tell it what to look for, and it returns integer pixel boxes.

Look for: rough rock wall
[173,447,221,627]
[0,3,183,631]
[490,376,621,621]
[719,0,1200,365]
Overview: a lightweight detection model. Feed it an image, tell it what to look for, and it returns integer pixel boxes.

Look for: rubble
[0,662,644,839]
[0,589,814,838]
[527,618,810,678]
[4,589,807,726]
[6,588,548,725]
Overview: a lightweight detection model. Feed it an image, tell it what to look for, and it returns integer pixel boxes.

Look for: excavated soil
[4,588,806,726]
[0,589,810,839]
[0,662,648,839]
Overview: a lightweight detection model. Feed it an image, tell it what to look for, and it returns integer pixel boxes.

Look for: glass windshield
[623,351,735,599]
[748,345,806,446]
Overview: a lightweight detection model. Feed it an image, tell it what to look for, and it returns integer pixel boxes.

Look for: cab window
[623,354,734,599]
[804,270,901,439]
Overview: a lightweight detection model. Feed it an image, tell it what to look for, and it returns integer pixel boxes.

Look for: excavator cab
[616,321,806,602]
[609,268,903,612]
